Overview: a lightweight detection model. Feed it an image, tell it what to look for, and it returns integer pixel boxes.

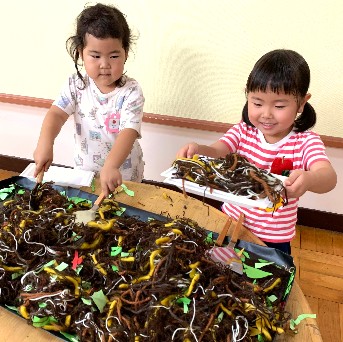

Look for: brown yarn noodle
[172,153,288,206]
[0,182,292,341]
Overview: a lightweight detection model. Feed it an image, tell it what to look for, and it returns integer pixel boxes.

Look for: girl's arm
[33,105,69,176]
[177,141,231,159]
[100,128,138,196]
[176,122,244,159]
[284,160,337,198]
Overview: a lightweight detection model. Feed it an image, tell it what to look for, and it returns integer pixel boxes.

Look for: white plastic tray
[20,163,95,188]
[161,167,286,209]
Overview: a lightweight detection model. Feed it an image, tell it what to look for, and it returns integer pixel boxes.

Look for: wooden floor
[291,226,343,342]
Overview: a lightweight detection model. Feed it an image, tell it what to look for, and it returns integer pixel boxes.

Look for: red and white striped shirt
[219,122,329,243]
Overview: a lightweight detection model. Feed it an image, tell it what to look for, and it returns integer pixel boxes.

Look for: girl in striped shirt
[177,49,337,254]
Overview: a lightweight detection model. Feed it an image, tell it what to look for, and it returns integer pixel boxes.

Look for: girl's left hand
[283,160,337,198]
[100,166,122,197]
[283,170,311,198]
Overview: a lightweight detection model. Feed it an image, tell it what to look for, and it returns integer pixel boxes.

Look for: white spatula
[74,192,106,224]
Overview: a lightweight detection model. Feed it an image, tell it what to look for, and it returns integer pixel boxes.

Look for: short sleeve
[119,81,145,137]
[52,74,81,116]
[219,122,247,152]
[301,133,329,170]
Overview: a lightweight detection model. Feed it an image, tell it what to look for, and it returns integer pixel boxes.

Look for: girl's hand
[283,170,311,198]
[100,165,122,197]
[33,144,53,177]
[33,105,69,177]
[176,142,199,158]
[284,161,337,198]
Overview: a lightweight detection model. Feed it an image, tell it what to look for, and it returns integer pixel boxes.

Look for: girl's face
[247,89,310,143]
[81,33,127,94]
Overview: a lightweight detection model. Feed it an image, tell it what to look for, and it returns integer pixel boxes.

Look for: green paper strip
[24,284,33,291]
[0,185,16,200]
[284,271,295,299]
[115,207,126,216]
[176,297,191,313]
[242,250,250,259]
[75,265,83,275]
[91,289,108,313]
[111,246,122,257]
[32,315,58,328]
[120,184,134,197]
[217,311,224,323]
[257,334,265,341]
[82,281,92,290]
[81,298,93,305]
[0,185,15,194]
[37,259,56,273]
[290,313,316,330]
[44,260,56,267]
[111,265,119,272]
[254,261,274,269]
[258,259,268,263]
[60,331,80,342]
[55,262,69,271]
[69,197,91,205]
[72,232,82,241]
[5,305,17,312]
[243,264,273,279]
[11,272,23,280]
[265,296,272,309]
[268,294,278,303]
[205,232,214,244]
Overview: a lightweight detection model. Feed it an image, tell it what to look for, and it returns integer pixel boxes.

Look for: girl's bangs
[247,73,298,96]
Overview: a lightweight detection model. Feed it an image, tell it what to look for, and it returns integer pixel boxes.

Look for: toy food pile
[0,182,294,341]
[173,153,287,206]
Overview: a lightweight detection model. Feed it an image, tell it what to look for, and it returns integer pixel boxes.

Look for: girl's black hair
[242,49,316,132]
[66,3,132,88]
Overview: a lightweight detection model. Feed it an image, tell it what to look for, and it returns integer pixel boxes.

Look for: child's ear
[298,93,311,112]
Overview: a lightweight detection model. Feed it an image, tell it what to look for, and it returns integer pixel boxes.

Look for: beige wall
[1,0,343,138]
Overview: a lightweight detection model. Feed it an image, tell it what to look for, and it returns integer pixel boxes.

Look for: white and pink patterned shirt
[53,74,144,181]
[219,121,329,243]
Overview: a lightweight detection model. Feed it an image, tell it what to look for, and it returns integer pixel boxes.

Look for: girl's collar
[257,129,296,147]
[89,76,120,97]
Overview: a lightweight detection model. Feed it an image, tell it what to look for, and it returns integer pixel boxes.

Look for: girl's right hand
[176,142,199,158]
[100,166,122,197]
[33,144,53,177]
[32,105,69,177]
